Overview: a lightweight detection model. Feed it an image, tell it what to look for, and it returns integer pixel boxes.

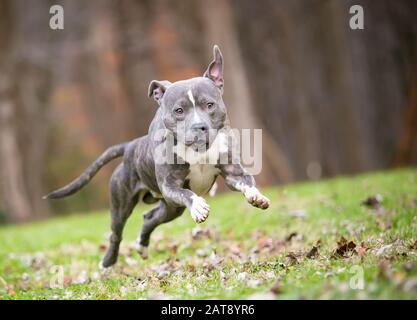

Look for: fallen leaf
[257,238,274,251]
[156,270,170,279]
[191,227,217,241]
[284,252,298,266]
[332,237,356,258]
[355,243,367,258]
[306,246,319,259]
[251,230,265,240]
[361,194,383,209]
[167,243,178,254]
[64,276,72,287]
[203,251,223,271]
[285,232,298,242]
[375,239,403,256]
[227,244,242,256]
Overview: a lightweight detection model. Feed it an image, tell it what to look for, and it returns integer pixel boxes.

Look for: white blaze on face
[187,89,201,122]
[187,89,195,107]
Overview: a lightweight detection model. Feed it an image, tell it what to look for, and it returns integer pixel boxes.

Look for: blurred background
[0,0,416,224]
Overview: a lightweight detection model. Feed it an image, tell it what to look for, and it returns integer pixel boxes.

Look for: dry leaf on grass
[332,237,356,258]
[284,252,298,266]
[361,194,383,209]
[355,243,367,258]
[285,232,298,242]
[374,239,404,256]
[306,246,319,259]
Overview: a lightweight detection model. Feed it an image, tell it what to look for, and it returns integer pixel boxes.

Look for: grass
[0,168,416,300]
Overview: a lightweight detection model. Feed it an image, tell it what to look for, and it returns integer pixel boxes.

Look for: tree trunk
[200,0,294,185]
[393,60,417,166]
[0,100,32,223]
[0,0,51,221]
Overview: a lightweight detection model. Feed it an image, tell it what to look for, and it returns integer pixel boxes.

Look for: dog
[44,45,270,268]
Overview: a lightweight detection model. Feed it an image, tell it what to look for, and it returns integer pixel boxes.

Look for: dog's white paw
[190,195,210,223]
[98,260,112,272]
[243,186,270,210]
[132,241,149,259]
[137,244,148,260]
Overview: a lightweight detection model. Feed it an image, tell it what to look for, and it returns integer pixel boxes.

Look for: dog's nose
[191,123,208,132]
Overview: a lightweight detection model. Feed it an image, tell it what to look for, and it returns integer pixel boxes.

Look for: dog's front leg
[218,163,270,209]
[159,174,210,223]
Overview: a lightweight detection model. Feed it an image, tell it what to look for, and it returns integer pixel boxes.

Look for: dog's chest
[186,164,219,196]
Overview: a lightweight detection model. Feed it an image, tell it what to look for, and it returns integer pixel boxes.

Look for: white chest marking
[186,164,219,195]
[173,131,229,166]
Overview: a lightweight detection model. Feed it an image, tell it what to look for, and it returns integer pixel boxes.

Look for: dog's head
[148,45,228,151]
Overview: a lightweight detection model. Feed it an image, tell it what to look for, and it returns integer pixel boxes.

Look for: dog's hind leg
[100,164,139,268]
[135,201,184,259]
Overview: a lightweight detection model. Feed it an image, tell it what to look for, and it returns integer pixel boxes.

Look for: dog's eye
[174,107,184,115]
[207,102,215,109]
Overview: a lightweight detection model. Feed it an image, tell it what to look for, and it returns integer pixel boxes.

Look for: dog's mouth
[191,142,210,152]
[184,136,210,152]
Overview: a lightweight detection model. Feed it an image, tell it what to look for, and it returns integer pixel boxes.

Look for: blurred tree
[0,0,51,221]
[232,0,417,179]
[201,0,294,185]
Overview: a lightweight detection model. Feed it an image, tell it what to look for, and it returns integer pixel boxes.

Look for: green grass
[1,168,417,300]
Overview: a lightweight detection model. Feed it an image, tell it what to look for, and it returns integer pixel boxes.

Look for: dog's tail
[43,142,127,200]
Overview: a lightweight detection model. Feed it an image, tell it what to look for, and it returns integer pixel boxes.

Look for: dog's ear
[148,80,171,103]
[203,45,224,90]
